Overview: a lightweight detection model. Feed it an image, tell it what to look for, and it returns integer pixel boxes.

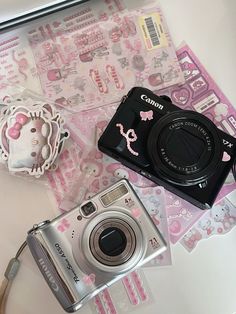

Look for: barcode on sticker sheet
[145,17,160,46]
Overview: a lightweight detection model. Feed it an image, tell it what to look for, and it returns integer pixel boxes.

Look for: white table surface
[0,1,236,314]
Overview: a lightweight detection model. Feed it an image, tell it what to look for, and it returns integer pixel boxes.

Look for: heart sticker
[171,88,190,106]
[169,220,181,234]
[222,151,231,162]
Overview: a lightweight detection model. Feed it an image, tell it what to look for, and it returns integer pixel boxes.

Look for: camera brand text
[38,258,59,292]
[141,94,164,110]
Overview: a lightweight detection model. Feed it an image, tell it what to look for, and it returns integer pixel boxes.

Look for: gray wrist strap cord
[0,241,27,314]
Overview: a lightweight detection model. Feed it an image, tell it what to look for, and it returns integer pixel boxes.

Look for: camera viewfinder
[81,202,96,217]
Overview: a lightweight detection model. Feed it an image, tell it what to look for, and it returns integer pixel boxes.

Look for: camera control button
[198,181,208,189]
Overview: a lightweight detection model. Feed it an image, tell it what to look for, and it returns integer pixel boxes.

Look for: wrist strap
[0,242,27,314]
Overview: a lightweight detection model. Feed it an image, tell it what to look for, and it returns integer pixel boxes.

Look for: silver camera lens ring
[81,210,144,274]
[90,218,136,266]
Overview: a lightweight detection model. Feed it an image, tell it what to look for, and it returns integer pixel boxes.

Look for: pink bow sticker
[57,218,70,232]
[7,113,28,139]
[131,208,142,218]
[140,110,153,121]
[82,273,95,286]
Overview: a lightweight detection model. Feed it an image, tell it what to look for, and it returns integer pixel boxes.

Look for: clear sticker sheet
[88,269,154,314]
[26,2,184,112]
[180,198,236,252]
[0,30,42,96]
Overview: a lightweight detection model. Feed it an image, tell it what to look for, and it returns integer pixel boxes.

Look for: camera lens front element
[90,218,136,267]
[147,110,223,186]
[98,227,127,257]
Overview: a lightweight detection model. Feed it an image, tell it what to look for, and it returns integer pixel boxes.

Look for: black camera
[98,87,236,209]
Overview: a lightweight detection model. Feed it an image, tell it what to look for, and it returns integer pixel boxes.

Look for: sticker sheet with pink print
[133,186,172,267]
[153,44,236,243]
[180,198,236,252]
[89,269,153,314]
[27,3,184,111]
[0,30,42,96]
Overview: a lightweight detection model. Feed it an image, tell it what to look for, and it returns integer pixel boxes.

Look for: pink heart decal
[171,88,190,105]
[169,220,181,234]
[222,151,231,162]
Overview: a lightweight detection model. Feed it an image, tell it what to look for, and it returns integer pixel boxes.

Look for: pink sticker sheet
[91,269,151,314]
[154,44,236,244]
[133,186,172,267]
[27,3,184,112]
[0,31,42,96]
[180,198,236,252]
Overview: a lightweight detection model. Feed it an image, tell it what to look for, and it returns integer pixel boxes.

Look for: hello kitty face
[211,204,229,222]
[5,112,52,173]
[214,103,228,122]
[106,163,138,183]
[80,159,103,177]
[114,168,129,179]
[149,206,159,215]
[199,218,211,230]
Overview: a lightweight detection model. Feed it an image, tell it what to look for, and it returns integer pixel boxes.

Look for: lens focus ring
[147,110,223,186]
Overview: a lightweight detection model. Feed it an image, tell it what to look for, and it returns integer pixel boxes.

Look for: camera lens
[81,202,96,216]
[98,227,127,257]
[147,110,223,186]
[89,218,136,266]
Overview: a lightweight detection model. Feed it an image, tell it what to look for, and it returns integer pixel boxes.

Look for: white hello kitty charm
[0,100,69,177]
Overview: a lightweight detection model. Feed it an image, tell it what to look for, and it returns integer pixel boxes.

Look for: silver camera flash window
[100,183,128,206]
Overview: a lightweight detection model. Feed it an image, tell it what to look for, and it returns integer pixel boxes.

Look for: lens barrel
[147,110,223,186]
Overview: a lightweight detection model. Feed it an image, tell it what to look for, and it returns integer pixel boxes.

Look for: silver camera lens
[89,218,136,266]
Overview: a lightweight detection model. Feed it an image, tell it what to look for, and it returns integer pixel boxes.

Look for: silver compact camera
[27,179,166,312]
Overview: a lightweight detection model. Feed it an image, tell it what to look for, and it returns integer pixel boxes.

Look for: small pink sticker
[222,151,231,162]
[57,218,70,232]
[82,273,95,286]
[122,276,139,305]
[131,271,148,302]
[131,208,142,218]
[140,110,153,121]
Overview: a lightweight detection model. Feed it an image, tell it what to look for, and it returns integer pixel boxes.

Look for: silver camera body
[27,180,167,312]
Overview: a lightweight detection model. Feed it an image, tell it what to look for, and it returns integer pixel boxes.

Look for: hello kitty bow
[8,113,28,140]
